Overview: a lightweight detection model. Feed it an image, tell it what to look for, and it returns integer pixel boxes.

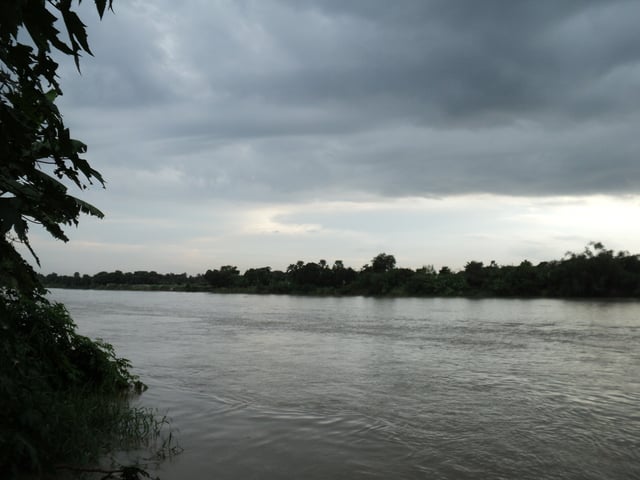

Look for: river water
[50,289,640,479]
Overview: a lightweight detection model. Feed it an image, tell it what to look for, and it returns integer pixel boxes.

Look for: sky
[28,0,640,275]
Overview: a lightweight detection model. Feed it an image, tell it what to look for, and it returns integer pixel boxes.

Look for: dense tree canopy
[42,244,640,298]
[1,0,112,295]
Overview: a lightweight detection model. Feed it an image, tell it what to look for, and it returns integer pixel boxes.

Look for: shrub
[0,293,171,478]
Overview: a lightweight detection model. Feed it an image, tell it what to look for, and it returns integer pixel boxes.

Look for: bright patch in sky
[32,195,640,275]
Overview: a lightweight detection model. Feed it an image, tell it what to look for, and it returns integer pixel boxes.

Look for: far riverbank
[42,243,640,298]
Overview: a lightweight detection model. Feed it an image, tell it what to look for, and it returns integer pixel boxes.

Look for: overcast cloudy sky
[31,0,640,274]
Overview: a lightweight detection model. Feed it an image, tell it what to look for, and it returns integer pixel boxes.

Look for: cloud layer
[56,0,640,203]
[37,0,640,273]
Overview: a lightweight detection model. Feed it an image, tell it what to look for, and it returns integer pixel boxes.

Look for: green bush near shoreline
[0,293,169,478]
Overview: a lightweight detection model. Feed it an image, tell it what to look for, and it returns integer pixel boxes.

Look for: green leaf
[95,0,109,19]
[0,199,21,235]
[62,9,93,56]
[0,0,113,295]
[73,197,105,219]
[44,89,59,103]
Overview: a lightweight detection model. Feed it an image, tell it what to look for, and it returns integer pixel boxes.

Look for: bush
[0,292,169,478]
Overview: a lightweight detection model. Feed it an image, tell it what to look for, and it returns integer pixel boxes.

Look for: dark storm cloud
[61,0,640,199]
[219,0,640,124]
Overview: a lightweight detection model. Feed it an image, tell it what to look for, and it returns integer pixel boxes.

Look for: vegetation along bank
[43,242,640,298]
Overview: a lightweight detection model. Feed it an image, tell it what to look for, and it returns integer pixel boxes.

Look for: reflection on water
[51,290,640,479]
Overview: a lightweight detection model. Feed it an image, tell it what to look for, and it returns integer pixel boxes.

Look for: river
[50,289,640,479]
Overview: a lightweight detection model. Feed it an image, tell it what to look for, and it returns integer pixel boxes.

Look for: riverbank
[0,295,172,477]
[41,244,640,298]
[44,283,640,300]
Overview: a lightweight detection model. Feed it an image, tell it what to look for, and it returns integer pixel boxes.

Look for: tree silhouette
[1,0,113,294]
[370,253,396,273]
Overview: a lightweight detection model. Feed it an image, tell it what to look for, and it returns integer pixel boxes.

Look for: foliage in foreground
[0,293,176,479]
[1,2,179,477]
[1,0,112,295]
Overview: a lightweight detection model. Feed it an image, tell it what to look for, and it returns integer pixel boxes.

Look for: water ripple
[50,290,640,480]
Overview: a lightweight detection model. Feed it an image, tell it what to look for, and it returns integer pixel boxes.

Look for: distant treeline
[42,242,640,298]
